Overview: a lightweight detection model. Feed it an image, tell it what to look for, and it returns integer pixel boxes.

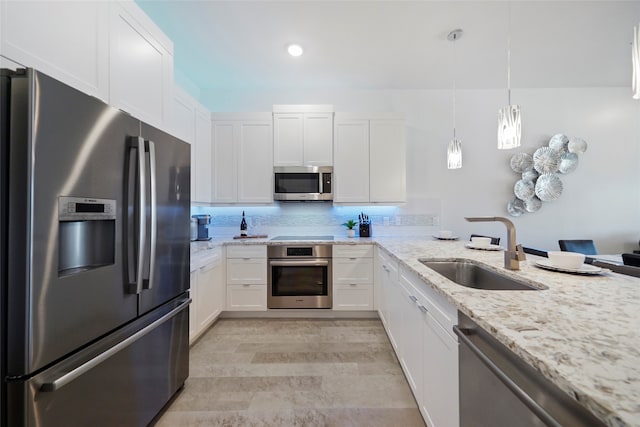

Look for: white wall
[199,87,640,253]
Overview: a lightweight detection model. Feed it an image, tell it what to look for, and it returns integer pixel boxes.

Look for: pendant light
[633,23,640,99]
[497,1,521,149]
[447,29,463,169]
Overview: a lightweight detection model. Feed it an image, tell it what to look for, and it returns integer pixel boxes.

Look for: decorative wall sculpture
[507,134,587,216]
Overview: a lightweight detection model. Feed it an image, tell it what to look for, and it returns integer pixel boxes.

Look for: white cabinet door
[226,284,267,311]
[273,113,303,166]
[333,258,374,285]
[211,121,237,203]
[194,106,212,203]
[333,119,370,203]
[189,270,199,343]
[303,113,333,166]
[333,284,373,311]
[0,1,109,101]
[370,119,406,203]
[211,114,273,204]
[109,2,173,129]
[421,309,459,427]
[238,121,274,203]
[398,271,423,401]
[198,260,223,331]
[171,86,195,143]
[378,250,400,350]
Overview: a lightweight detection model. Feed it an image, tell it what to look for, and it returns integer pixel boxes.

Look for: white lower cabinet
[375,247,459,427]
[420,302,459,427]
[226,284,267,311]
[376,247,400,350]
[397,272,424,397]
[226,245,267,311]
[189,248,225,344]
[333,245,374,311]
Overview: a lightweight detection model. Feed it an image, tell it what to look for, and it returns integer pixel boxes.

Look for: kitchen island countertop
[192,236,640,426]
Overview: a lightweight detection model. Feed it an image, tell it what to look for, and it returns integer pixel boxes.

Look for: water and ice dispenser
[58,196,116,276]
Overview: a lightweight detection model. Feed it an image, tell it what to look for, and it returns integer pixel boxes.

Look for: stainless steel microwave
[274,166,333,201]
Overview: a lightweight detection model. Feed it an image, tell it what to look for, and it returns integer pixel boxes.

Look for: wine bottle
[240,211,247,236]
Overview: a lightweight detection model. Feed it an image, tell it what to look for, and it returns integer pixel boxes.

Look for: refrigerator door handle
[127,137,147,294]
[39,298,191,392]
[143,139,157,290]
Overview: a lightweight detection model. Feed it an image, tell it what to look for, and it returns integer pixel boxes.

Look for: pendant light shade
[447,138,463,169]
[498,104,521,150]
[498,2,521,149]
[633,24,639,100]
[447,29,463,169]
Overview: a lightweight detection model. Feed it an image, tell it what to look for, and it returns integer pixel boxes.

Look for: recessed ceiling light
[287,44,303,57]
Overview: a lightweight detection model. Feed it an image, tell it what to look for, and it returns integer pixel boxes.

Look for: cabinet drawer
[226,258,267,285]
[333,244,373,258]
[226,245,267,259]
[226,284,267,311]
[333,258,373,285]
[333,284,373,311]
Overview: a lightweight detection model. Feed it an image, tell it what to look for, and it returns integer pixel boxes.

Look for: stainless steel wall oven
[267,245,332,308]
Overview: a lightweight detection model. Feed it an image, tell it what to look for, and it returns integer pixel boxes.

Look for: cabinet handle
[350,283,358,287]
[382,265,390,272]
[409,295,418,303]
[243,258,251,261]
[349,257,357,260]
[418,305,428,314]
[242,284,251,287]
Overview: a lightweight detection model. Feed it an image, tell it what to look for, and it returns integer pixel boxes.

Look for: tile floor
[154,318,425,426]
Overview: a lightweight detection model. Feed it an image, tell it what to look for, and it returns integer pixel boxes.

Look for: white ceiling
[137,1,640,91]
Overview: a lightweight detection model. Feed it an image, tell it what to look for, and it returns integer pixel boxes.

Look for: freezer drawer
[6,298,190,427]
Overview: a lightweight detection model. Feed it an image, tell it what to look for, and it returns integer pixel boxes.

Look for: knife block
[359,223,371,237]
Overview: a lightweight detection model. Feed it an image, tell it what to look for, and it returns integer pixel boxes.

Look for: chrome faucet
[465,216,526,270]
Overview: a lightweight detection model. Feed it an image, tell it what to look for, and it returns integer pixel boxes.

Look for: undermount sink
[419,259,545,291]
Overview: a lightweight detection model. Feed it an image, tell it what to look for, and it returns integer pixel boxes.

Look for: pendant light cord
[453,33,457,139]
[507,1,512,106]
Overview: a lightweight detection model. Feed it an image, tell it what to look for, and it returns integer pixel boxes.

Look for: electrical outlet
[395,216,402,226]
[383,217,390,226]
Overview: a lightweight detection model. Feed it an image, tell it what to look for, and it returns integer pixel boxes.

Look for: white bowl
[471,236,492,247]
[438,230,453,238]
[547,251,585,269]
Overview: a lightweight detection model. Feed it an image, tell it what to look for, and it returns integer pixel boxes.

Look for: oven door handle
[269,260,330,267]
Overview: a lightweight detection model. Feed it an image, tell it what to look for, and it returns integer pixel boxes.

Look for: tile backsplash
[191,197,440,238]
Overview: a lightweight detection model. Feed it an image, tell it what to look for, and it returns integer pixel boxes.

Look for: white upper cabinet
[370,119,406,203]
[273,113,303,166]
[238,120,274,203]
[334,113,406,204]
[194,105,212,203]
[334,119,370,203]
[171,86,196,143]
[170,86,212,203]
[109,1,174,130]
[273,105,333,167]
[0,1,109,101]
[211,113,274,204]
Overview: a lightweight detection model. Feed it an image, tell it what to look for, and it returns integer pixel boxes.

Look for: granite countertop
[191,235,640,426]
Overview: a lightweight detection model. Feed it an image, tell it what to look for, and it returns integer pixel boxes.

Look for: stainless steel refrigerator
[1,68,191,426]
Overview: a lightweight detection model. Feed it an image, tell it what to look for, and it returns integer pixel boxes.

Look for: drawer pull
[418,305,428,314]
[409,295,418,303]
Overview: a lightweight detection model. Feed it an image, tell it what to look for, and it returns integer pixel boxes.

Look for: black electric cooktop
[270,235,334,241]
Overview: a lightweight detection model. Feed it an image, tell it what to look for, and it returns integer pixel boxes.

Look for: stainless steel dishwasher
[454,313,606,427]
